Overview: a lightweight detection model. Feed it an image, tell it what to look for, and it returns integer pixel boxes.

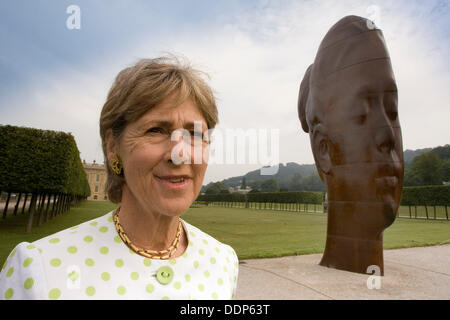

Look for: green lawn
[0,201,118,266]
[184,206,450,259]
[1,201,449,265]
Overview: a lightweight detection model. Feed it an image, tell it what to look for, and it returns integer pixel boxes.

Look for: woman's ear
[311,124,331,175]
[105,129,117,163]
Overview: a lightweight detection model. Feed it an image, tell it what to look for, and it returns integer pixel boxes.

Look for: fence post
[433,206,436,220]
[425,205,429,219]
[445,206,448,220]
[408,206,411,218]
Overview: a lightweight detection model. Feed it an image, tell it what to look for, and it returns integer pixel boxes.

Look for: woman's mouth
[155,175,191,190]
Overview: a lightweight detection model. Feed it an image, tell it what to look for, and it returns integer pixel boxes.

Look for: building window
[95,185,99,193]
[96,174,100,182]
[93,195,98,200]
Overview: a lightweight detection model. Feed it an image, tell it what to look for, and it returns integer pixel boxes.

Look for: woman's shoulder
[32,210,115,249]
[0,241,47,299]
[181,219,238,259]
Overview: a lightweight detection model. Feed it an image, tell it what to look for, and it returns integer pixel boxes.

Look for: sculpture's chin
[380,199,397,229]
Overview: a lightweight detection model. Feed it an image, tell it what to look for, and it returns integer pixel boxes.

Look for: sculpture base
[319,235,384,276]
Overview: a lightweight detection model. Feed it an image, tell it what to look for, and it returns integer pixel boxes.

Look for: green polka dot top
[0,211,239,300]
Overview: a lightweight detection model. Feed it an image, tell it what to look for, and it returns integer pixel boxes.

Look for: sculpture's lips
[376,161,401,178]
[374,162,400,196]
[375,176,398,188]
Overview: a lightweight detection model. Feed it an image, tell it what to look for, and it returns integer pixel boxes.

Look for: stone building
[228,185,252,194]
[83,160,108,201]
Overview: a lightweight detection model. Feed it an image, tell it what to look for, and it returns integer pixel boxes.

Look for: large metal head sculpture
[298,16,404,275]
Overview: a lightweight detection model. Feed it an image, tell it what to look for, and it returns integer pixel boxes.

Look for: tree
[261,178,279,192]
[205,181,227,194]
[404,152,442,186]
[439,159,450,182]
[241,177,247,189]
[247,180,262,191]
[289,172,303,191]
[301,173,325,191]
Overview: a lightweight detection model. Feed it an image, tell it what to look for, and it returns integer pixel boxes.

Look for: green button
[156,266,174,285]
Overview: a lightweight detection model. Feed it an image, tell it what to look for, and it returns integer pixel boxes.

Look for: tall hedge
[197,193,247,203]
[400,185,450,206]
[197,191,324,204]
[0,125,90,197]
[198,187,450,206]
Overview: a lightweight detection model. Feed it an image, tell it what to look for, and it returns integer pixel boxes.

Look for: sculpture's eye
[384,92,398,122]
[355,97,370,125]
[354,112,367,125]
[387,111,398,121]
[358,114,367,124]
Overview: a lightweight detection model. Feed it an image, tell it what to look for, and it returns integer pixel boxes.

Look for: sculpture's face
[319,58,404,227]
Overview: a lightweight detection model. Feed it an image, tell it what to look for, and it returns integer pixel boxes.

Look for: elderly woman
[0,57,239,300]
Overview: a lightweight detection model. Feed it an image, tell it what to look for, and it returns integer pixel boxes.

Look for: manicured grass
[183,205,450,259]
[0,201,117,266]
[184,206,327,259]
[1,201,449,265]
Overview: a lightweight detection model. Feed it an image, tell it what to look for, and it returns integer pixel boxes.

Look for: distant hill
[430,144,450,161]
[404,144,450,166]
[404,148,433,164]
[202,162,319,192]
[203,144,450,191]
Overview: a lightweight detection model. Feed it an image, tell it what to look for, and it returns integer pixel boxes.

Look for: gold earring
[110,154,123,176]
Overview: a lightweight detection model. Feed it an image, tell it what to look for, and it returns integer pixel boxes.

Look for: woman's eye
[190,131,203,137]
[147,127,165,134]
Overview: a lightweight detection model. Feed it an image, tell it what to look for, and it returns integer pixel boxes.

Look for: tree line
[0,125,90,232]
[404,148,450,186]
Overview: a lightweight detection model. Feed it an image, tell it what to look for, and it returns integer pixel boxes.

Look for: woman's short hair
[99,55,218,203]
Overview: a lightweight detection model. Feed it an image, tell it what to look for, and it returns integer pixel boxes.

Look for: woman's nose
[165,129,191,165]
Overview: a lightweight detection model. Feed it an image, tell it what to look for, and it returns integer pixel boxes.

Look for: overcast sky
[1,0,449,184]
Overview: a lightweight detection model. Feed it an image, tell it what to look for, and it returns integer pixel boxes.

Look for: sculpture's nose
[374,100,396,154]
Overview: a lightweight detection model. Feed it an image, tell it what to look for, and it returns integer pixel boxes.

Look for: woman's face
[111,93,209,217]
